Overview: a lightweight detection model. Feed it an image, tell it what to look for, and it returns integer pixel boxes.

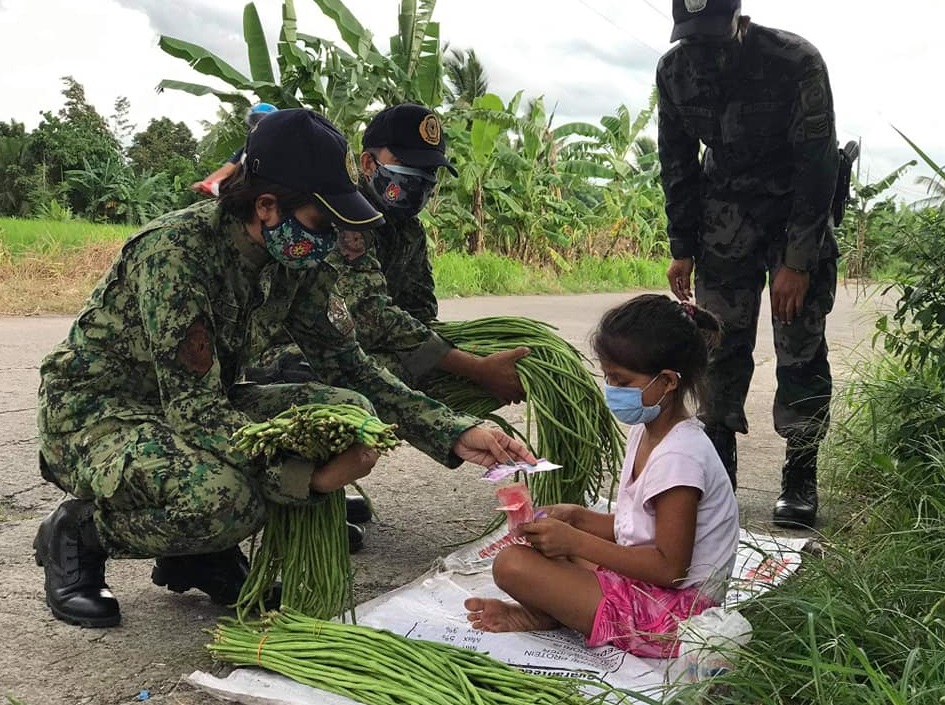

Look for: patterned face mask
[366,159,437,218]
[261,214,337,269]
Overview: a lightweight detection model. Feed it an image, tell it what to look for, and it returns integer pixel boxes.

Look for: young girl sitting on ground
[465,294,740,657]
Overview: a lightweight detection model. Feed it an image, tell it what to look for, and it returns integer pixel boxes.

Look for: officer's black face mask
[366,157,437,218]
[680,34,742,75]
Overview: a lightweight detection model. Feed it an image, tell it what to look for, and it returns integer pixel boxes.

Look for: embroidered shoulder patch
[327,293,355,336]
[799,74,828,113]
[803,114,831,140]
[177,319,213,375]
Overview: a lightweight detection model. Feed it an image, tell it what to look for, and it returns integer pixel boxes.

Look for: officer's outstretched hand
[308,443,379,493]
[771,266,810,325]
[667,257,694,302]
[476,347,529,404]
[452,427,537,468]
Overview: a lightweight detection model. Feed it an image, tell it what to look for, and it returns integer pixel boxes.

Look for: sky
[0,0,941,203]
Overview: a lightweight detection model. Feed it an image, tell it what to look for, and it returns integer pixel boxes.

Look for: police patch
[177,319,213,375]
[419,114,441,146]
[803,114,831,140]
[685,0,708,11]
[327,293,355,335]
[800,75,828,113]
[345,149,359,184]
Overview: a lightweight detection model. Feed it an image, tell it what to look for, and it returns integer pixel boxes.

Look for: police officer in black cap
[343,103,528,410]
[243,104,529,548]
[656,1,849,528]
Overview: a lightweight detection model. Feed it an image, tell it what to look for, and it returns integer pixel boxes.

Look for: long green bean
[429,317,625,507]
[231,404,400,622]
[208,609,637,705]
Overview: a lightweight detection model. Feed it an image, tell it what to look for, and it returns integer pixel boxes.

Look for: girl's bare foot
[464,597,559,633]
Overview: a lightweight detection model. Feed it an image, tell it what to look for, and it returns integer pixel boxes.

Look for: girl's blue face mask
[261,214,337,269]
[604,375,665,425]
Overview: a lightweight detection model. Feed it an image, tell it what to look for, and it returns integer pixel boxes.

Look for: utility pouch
[832,140,860,227]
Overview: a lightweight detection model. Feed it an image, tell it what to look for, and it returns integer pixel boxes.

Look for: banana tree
[843,159,916,279]
[158,0,445,141]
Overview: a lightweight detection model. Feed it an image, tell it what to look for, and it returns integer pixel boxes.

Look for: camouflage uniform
[657,24,839,447]
[253,185,458,392]
[37,200,479,559]
[369,209,438,325]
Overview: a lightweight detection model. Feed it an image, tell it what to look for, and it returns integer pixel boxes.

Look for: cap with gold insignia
[362,103,458,177]
[671,0,741,42]
[244,108,384,230]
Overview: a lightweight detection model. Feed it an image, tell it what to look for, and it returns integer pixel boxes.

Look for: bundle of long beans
[230,403,399,622]
[209,608,635,705]
[429,317,625,507]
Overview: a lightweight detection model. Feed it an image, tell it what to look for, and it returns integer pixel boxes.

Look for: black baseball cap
[244,108,384,230]
[670,0,741,42]
[362,104,458,177]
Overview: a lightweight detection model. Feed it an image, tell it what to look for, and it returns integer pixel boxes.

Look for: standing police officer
[656,0,840,528]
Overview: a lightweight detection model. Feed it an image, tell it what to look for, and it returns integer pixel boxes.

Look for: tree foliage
[128,117,200,195]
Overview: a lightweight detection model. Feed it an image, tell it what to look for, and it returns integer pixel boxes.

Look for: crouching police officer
[34,108,536,628]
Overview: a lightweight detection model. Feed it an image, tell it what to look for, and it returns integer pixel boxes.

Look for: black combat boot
[705,426,738,491]
[346,496,373,524]
[151,546,266,606]
[33,499,121,628]
[348,521,365,553]
[772,442,818,529]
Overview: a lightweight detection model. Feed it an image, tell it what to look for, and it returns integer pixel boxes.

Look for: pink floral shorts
[588,568,718,658]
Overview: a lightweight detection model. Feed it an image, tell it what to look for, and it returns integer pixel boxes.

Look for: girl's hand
[520,517,581,559]
[541,503,584,526]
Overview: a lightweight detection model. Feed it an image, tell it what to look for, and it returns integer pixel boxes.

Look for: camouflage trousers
[694,196,837,444]
[38,382,374,559]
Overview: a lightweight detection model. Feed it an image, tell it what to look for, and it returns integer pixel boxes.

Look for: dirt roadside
[0,286,888,705]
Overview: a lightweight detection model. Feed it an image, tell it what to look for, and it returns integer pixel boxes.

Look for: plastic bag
[674,606,753,683]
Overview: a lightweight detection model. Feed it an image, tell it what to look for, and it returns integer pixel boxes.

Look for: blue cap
[245,103,278,128]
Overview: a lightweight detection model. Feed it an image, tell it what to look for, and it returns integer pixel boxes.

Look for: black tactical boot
[151,546,273,606]
[33,499,121,628]
[772,442,818,529]
[348,521,365,554]
[346,496,373,524]
[705,426,738,491]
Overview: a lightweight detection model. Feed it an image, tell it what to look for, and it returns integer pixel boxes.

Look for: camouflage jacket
[37,201,478,469]
[656,23,840,271]
[370,209,438,324]
[326,183,452,381]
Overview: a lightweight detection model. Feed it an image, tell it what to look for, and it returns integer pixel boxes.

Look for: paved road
[0,284,888,705]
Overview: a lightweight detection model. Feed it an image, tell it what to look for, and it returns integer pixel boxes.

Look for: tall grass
[670,351,945,704]
[0,217,133,259]
[1,220,674,314]
[433,251,669,299]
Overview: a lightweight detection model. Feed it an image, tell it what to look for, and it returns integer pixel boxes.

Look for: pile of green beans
[208,608,636,705]
[232,403,400,463]
[429,317,625,507]
[231,404,400,622]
